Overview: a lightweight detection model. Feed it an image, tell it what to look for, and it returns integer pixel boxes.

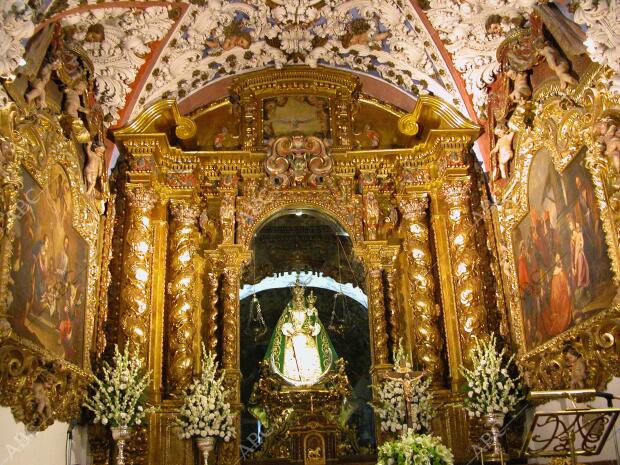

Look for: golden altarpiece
[104,66,498,465]
[1,29,620,465]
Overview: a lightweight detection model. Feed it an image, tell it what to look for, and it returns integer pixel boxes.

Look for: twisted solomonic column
[399,193,445,383]
[167,201,201,394]
[120,187,158,363]
[440,180,489,363]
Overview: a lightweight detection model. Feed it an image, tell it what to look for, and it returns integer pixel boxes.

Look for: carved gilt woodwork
[398,193,445,382]
[495,66,620,391]
[120,187,157,363]
[0,102,103,430]
[167,201,201,394]
[107,68,487,464]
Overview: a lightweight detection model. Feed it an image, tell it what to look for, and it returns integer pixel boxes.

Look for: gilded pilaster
[440,179,488,363]
[399,193,445,383]
[384,265,400,359]
[356,242,393,368]
[204,256,220,354]
[120,186,157,362]
[216,244,250,463]
[167,201,201,394]
[219,245,251,369]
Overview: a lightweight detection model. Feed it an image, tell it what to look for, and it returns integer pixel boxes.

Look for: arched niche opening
[238,208,376,458]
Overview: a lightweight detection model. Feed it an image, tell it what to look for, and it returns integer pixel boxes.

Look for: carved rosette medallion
[399,194,445,381]
[121,187,157,362]
[440,180,488,362]
[264,136,333,188]
[167,201,201,394]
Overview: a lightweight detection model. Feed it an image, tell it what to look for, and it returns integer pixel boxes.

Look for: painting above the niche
[512,148,616,351]
[263,96,330,141]
[8,165,89,367]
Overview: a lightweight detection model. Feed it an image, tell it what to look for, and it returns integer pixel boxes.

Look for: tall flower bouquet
[83,344,154,427]
[374,375,434,434]
[377,430,454,465]
[459,333,524,418]
[176,345,236,441]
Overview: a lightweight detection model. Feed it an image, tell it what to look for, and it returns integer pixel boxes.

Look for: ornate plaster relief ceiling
[2,0,619,127]
[131,0,469,120]
[60,6,175,124]
[424,0,537,114]
[572,0,620,93]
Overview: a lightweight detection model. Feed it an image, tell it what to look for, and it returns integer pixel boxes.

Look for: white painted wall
[0,407,90,465]
[527,377,620,464]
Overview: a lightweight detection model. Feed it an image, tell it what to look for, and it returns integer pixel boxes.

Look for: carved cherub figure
[506,69,531,103]
[63,79,89,119]
[25,58,62,109]
[490,123,516,180]
[539,44,578,89]
[563,346,587,389]
[594,119,620,173]
[84,141,104,196]
[0,137,15,178]
[32,379,52,420]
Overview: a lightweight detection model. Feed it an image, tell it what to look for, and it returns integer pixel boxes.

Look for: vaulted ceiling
[2,0,617,130]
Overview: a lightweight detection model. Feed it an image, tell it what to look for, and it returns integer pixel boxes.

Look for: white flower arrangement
[83,344,154,427]
[374,375,434,434]
[377,430,454,465]
[460,333,524,418]
[176,345,236,441]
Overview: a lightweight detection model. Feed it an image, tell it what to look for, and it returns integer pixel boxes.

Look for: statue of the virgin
[265,280,337,387]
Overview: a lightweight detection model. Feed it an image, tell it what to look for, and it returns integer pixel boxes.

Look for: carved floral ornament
[495,71,620,391]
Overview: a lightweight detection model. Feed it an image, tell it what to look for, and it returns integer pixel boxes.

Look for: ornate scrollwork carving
[0,343,87,431]
[264,136,332,188]
[167,201,201,394]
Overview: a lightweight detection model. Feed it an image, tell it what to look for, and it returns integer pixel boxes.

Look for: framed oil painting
[512,147,616,351]
[7,164,89,367]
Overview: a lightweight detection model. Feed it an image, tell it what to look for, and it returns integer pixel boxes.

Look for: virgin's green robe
[265,298,338,387]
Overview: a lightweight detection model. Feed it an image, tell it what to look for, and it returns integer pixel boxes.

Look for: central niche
[238,210,375,459]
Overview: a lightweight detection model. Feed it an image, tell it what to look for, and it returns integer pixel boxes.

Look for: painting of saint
[8,165,88,366]
[513,148,616,350]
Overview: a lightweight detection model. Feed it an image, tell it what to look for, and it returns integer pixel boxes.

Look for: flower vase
[195,436,216,465]
[110,425,132,465]
[482,413,507,462]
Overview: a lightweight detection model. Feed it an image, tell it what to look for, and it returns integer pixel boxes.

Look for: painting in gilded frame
[512,147,616,351]
[7,164,89,367]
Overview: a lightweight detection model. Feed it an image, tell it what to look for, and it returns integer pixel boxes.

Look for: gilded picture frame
[0,104,102,429]
[496,68,620,390]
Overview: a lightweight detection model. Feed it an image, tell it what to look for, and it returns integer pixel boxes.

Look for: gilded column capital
[439,179,471,207]
[398,193,429,223]
[355,241,399,270]
[127,186,158,210]
[169,201,200,224]
[217,244,251,273]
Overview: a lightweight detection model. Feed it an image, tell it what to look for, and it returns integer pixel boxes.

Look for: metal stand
[521,390,620,465]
